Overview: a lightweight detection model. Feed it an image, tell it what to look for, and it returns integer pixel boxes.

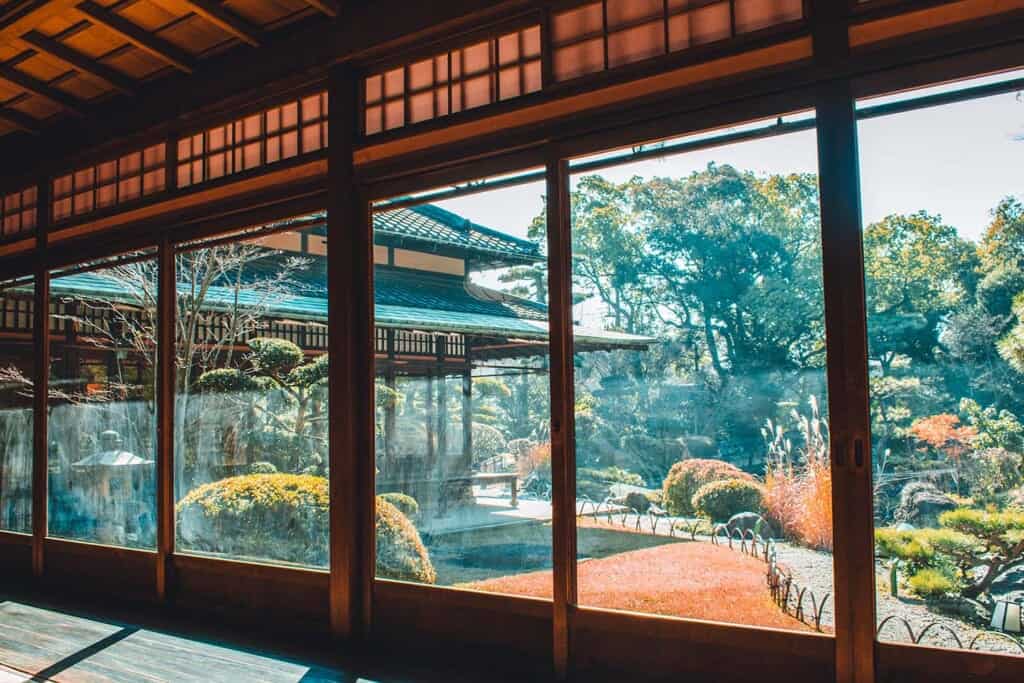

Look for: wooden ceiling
[0,0,338,138]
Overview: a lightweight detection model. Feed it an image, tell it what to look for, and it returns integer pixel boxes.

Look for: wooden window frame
[0,186,38,243]
[177,91,329,189]
[2,4,1024,683]
[547,0,806,83]
[51,145,167,224]
[363,24,544,135]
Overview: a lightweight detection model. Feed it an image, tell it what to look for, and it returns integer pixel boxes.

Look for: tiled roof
[374,205,543,265]
[276,207,543,266]
[48,269,651,350]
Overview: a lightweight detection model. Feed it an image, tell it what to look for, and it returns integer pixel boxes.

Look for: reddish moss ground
[461,533,810,632]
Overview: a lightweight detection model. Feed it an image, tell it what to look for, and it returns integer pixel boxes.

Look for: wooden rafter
[302,0,339,18]
[21,30,137,96]
[0,105,39,133]
[182,0,263,47]
[76,0,197,74]
[0,61,83,115]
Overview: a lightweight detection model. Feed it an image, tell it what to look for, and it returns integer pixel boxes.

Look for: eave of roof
[46,269,653,351]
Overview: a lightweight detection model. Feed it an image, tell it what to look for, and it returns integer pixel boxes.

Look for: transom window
[51,145,166,223]
[363,25,543,135]
[176,92,329,189]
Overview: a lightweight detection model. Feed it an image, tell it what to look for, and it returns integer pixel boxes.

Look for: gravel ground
[582,511,1024,655]
[770,542,1024,656]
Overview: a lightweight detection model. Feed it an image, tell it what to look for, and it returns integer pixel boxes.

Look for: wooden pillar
[425,372,436,466]
[327,62,374,641]
[384,369,396,466]
[462,370,473,473]
[436,372,448,465]
[156,236,175,601]
[31,176,50,578]
[812,3,877,683]
[817,84,877,683]
[546,154,577,680]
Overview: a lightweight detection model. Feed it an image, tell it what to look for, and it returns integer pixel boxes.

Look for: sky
[432,83,1023,245]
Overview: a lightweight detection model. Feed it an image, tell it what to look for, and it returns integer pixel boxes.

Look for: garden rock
[726,512,764,535]
[894,482,957,527]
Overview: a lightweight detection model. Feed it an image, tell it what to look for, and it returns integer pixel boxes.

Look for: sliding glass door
[860,71,1024,658]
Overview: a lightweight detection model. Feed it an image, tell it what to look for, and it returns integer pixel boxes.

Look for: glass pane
[0,277,34,534]
[174,219,329,568]
[862,83,1024,655]
[373,176,553,597]
[571,123,834,632]
[48,254,158,549]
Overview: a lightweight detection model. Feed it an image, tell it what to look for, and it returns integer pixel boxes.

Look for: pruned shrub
[877,508,1024,600]
[249,461,278,474]
[691,479,764,522]
[908,568,955,598]
[379,492,419,520]
[194,367,261,393]
[176,474,435,583]
[623,491,652,513]
[176,473,329,565]
[661,459,753,516]
[376,496,435,583]
[247,337,304,375]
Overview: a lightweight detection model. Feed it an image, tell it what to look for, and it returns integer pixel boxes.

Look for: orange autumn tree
[908,414,977,492]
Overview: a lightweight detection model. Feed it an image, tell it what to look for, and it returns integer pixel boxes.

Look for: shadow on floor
[0,592,542,683]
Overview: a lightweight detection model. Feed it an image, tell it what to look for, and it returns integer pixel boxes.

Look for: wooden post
[462,370,473,474]
[156,236,175,601]
[328,63,374,642]
[817,76,878,683]
[811,2,877,682]
[384,369,397,468]
[425,372,436,466]
[437,372,448,467]
[31,177,49,578]
[546,154,577,680]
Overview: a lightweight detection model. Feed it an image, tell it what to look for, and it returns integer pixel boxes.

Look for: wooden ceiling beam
[0,62,85,115]
[302,0,339,18]
[76,1,197,74]
[0,106,40,133]
[21,30,137,96]
[182,0,263,47]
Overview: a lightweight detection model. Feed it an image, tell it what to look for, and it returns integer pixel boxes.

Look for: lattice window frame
[1,186,38,241]
[51,144,167,224]
[176,91,329,190]
[363,24,544,136]
[550,0,804,83]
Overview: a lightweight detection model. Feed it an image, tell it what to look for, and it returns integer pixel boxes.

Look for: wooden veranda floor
[0,593,538,683]
[0,600,345,683]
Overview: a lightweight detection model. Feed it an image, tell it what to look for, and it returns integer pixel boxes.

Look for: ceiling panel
[0,0,334,142]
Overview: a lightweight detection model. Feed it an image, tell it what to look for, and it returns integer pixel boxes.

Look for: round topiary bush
[691,479,764,522]
[378,492,420,520]
[661,459,753,516]
[376,496,435,583]
[176,474,435,583]
[176,473,330,565]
